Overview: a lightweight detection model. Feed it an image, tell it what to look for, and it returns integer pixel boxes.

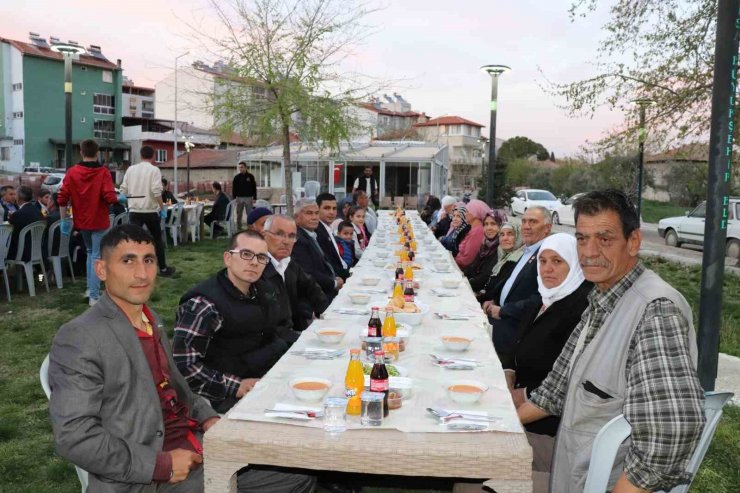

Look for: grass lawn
[0,239,738,492]
[641,199,689,224]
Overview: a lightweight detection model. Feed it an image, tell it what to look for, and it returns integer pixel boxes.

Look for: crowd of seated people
[43,187,706,493]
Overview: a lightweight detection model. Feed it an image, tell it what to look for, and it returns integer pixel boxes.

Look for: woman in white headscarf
[502,233,593,473]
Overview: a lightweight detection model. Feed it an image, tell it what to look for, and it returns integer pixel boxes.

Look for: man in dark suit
[315,192,349,280]
[204,181,231,235]
[8,186,43,261]
[482,206,552,360]
[262,214,329,343]
[48,224,220,491]
[291,198,344,301]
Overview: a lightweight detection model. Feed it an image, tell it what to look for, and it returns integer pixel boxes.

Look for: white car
[552,193,585,226]
[510,189,562,216]
[658,199,740,259]
[41,173,66,194]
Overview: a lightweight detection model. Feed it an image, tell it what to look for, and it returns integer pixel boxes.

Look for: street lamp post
[480,64,510,207]
[173,51,189,195]
[184,137,194,199]
[50,42,87,169]
[631,98,655,223]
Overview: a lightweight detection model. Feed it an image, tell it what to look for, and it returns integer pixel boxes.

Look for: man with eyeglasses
[262,215,329,344]
[173,230,289,413]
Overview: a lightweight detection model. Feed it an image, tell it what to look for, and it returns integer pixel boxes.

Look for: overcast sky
[2,0,628,157]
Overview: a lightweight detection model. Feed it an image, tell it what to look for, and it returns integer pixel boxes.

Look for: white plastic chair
[304,180,321,199]
[187,203,205,243]
[0,225,12,301]
[255,199,271,209]
[210,200,236,239]
[6,221,49,297]
[112,212,128,227]
[164,203,184,246]
[583,391,735,493]
[40,355,89,493]
[46,220,76,289]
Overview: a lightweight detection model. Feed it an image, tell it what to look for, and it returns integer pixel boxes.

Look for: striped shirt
[172,296,242,401]
[529,263,705,490]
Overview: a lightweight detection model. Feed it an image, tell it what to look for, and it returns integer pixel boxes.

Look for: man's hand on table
[236,378,260,398]
[504,370,516,391]
[335,277,344,290]
[202,416,220,432]
[486,304,502,319]
[168,449,203,483]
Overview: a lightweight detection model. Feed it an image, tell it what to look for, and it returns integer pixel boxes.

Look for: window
[11,83,22,91]
[93,120,115,139]
[0,147,10,161]
[690,202,707,218]
[102,70,112,83]
[12,111,23,118]
[94,94,115,114]
[156,149,167,163]
[13,139,24,145]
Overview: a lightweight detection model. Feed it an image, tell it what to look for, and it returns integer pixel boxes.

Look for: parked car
[510,189,562,216]
[41,173,66,194]
[552,193,585,226]
[658,198,740,259]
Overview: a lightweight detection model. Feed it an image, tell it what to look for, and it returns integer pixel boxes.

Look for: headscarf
[447,204,469,242]
[478,211,503,260]
[536,233,585,307]
[465,199,493,223]
[489,222,523,277]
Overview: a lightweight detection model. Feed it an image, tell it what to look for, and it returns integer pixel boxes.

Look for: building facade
[414,116,504,194]
[122,78,155,118]
[0,33,125,172]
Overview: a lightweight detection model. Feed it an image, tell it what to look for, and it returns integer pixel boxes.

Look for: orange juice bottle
[345,349,364,416]
[382,309,397,337]
[400,250,409,262]
[403,262,414,281]
[392,280,404,299]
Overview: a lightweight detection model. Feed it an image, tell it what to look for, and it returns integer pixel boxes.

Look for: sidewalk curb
[717,353,740,406]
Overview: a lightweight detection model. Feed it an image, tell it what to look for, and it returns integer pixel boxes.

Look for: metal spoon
[426,408,500,422]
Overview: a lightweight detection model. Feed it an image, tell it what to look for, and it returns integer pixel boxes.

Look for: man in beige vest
[517,190,705,493]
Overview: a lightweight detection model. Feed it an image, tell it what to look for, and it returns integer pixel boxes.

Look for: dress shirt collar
[522,239,544,257]
[301,227,318,240]
[268,253,291,280]
[588,262,645,312]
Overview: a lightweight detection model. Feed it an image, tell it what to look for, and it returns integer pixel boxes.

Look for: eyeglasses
[265,230,297,242]
[228,249,271,265]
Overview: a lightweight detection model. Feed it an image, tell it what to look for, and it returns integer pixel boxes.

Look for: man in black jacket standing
[292,198,344,302]
[262,214,329,343]
[233,161,257,230]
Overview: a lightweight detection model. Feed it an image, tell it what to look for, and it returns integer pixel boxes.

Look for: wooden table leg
[204,458,244,493]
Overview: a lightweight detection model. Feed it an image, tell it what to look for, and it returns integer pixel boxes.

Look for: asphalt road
[507,216,740,275]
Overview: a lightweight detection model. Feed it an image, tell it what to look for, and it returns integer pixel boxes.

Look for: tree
[191,0,381,214]
[541,0,721,151]
[665,161,710,207]
[498,136,550,163]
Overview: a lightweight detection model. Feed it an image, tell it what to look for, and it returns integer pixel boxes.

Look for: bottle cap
[374,350,385,356]
[350,348,361,355]
[371,306,379,310]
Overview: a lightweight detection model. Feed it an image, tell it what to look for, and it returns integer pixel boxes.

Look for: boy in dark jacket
[335,220,356,267]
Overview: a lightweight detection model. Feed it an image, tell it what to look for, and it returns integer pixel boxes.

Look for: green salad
[362,363,400,377]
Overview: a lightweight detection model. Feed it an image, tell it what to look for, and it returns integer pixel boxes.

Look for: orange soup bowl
[290,377,332,401]
[440,335,472,352]
[446,380,489,404]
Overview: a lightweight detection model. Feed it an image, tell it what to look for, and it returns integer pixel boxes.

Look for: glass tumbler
[323,397,348,435]
[360,391,385,426]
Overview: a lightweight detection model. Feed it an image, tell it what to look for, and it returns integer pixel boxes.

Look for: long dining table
[203,210,532,493]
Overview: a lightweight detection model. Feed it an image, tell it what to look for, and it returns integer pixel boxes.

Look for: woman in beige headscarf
[475,222,523,302]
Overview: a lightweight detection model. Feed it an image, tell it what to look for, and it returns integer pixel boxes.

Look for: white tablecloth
[227,210,523,435]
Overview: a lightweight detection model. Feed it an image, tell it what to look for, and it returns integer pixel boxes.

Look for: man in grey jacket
[48,225,219,491]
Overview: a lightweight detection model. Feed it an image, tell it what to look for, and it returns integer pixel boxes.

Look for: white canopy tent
[237,141,449,206]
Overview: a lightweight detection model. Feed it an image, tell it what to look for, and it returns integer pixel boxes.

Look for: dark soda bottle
[367,307,382,337]
[407,249,415,261]
[395,262,404,280]
[403,281,415,302]
[370,350,390,416]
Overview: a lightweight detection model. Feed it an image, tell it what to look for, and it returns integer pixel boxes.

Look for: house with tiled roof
[643,143,709,202]
[414,115,505,192]
[0,32,126,172]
